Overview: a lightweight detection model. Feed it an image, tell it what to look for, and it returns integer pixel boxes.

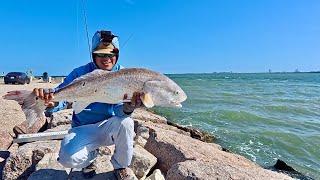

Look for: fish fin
[140,93,154,108]
[73,101,90,114]
[3,90,46,132]
[70,69,110,85]
[142,80,164,108]
[2,90,31,104]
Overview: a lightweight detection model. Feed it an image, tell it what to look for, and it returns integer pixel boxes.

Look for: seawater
[154,72,320,178]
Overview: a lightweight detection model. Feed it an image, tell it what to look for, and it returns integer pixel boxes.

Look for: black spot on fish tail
[82,82,86,86]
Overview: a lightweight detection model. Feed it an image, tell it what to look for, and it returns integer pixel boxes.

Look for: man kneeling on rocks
[33,30,140,180]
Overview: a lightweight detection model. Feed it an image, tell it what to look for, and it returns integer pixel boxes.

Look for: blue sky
[0,0,319,75]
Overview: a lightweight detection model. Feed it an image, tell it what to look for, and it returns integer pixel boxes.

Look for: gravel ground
[0,80,59,135]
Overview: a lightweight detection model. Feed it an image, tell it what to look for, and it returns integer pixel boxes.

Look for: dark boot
[82,162,97,179]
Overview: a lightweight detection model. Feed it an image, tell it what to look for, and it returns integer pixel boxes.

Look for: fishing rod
[80,0,91,60]
[79,0,133,58]
[121,33,134,49]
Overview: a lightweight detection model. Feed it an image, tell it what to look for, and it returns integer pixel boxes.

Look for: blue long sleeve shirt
[52,62,126,127]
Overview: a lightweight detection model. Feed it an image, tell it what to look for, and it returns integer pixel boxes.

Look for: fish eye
[174,91,179,95]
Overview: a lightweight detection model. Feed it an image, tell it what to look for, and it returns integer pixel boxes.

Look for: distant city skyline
[0,0,319,75]
[2,69,320,77]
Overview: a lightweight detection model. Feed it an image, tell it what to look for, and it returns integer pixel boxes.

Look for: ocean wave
[263,105,319,116]
[215,110,268,122]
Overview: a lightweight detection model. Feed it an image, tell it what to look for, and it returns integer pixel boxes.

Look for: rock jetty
[1,108,293,180]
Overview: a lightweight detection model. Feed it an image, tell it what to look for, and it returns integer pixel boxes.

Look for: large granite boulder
[8,143,19,154]
[133,109,216,143]
[28,153,69,180]
[28,147,114,180]
[2,140,60,180]
[0,130,13,150]
[133,118,190,138]
[13,116,47,135]
[47,109,72,129]
[131,108,167,124]
[130,145,157,179]
[141,120,220,172]
[167,121,215,142]
[136,119,292,179]
[166,160,291,180]
[134,124,150,147]
[0,98,26,136]
[68,146,137,180]
[145,169,165,180]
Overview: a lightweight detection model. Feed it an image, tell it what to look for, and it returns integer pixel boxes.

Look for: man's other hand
[33,88,55,107]
[123,92,144,114]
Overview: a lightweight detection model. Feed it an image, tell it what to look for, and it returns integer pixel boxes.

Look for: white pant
[58,116,134,169]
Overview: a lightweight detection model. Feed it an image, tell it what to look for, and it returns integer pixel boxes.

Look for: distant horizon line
[171,70,320,75]
[1,70,320,77]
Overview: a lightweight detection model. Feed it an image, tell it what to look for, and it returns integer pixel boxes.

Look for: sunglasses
[95,53,116,58]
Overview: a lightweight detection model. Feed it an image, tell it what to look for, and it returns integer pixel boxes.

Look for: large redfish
[3,68,187,134]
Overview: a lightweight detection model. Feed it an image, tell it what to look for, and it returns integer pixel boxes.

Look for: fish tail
[3,90,47,134]
[3,90,32,104]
